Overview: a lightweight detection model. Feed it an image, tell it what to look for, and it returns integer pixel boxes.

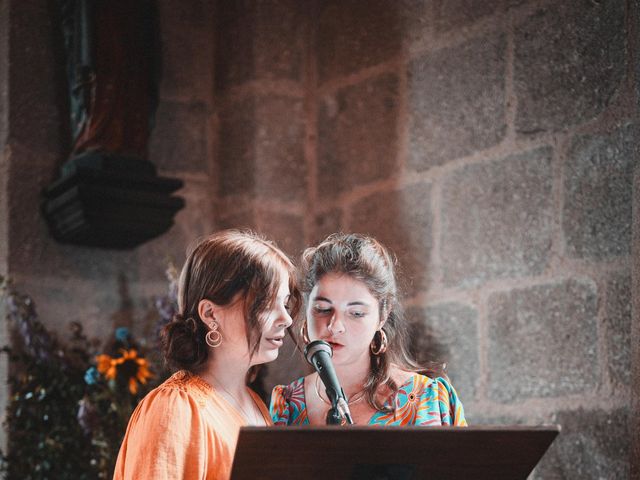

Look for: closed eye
[313,306,332,315]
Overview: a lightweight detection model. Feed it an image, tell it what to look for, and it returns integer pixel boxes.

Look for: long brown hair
[163,229,301,371]
[299,233,443,412]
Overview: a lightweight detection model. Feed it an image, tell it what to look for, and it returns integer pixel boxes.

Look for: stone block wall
[211,0,638,477]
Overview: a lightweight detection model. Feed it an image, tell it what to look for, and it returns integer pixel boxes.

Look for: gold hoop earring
[205,320,222,348]
[370,329,387,356]
[300,322,310,344]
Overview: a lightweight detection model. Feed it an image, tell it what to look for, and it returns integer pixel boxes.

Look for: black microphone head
[304,339,332,365]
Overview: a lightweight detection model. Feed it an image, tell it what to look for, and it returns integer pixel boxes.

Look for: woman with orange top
[270,233,466,427]
[114,230,300,480]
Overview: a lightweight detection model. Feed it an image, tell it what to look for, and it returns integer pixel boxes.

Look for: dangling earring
[300,321,310,344]
[370,329,388,356]
[205,320,222,348]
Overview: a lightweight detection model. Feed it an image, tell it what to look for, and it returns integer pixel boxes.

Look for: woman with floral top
[270,233,466,427]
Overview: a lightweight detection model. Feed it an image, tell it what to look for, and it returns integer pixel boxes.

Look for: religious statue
[43,0,184,249]
[58,0,159,159]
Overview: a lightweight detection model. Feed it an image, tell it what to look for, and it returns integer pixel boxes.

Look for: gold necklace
[211,376,263,426]
[314,373,365,407]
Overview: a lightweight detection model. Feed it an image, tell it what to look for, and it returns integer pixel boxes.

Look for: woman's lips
[265,337,284,347]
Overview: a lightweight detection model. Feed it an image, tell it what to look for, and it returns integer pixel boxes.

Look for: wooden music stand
[230,425,560,480]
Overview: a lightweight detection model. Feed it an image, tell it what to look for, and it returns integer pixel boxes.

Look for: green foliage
[0,271,177,479]
[4,360,98,479]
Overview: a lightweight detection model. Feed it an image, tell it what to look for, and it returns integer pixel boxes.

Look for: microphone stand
[325,388,352,425]
[326,406,343,425]
[304,340,354,425]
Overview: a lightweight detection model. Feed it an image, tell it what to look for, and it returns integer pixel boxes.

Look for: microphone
[304,340,353,425]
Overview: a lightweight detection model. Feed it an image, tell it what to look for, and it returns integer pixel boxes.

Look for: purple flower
[77,397,99,436]
[4,287,59,365]
[153,262,179,341]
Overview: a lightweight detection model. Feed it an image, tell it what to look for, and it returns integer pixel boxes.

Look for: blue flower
[84,367,99,385]
[115,327,130,343]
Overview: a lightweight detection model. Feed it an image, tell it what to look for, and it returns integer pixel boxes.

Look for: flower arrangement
[0,266,178,479]
[92,325,154,396]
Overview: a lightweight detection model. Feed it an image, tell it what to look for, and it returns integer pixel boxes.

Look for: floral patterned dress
[270,373,467,426]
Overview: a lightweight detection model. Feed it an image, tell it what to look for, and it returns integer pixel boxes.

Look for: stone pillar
[214,0,308,254]
[632,167,640,479]
[213,0,311,388]
[630,1,640,477]
[0,0,8,452]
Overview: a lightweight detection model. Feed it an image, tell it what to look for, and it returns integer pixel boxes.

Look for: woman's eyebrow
[313,297,370,306]
[313,295,332,303]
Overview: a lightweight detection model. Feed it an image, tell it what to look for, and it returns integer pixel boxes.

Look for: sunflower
[95,349,152,395]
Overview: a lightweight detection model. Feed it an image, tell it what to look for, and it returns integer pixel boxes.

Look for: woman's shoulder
[392,367,435,390]
[160,369,212,391]
[418,374,467,426]
[430,375,461,400]
[396,372,461,400]
[140,370,212,412]
[119,372,209,454]
[114,371,219,479]
[394,373,467,426]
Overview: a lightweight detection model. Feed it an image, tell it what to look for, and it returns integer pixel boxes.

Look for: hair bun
[162,313,205,370]
[173,313,199,333]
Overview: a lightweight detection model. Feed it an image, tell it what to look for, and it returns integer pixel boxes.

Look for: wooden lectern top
[231,425,560,480]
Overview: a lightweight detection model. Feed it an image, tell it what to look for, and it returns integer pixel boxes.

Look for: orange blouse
[113,370,272,480]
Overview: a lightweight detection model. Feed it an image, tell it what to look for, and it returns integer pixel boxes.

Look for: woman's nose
[327,312,345,335]
[276,306,293,329]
